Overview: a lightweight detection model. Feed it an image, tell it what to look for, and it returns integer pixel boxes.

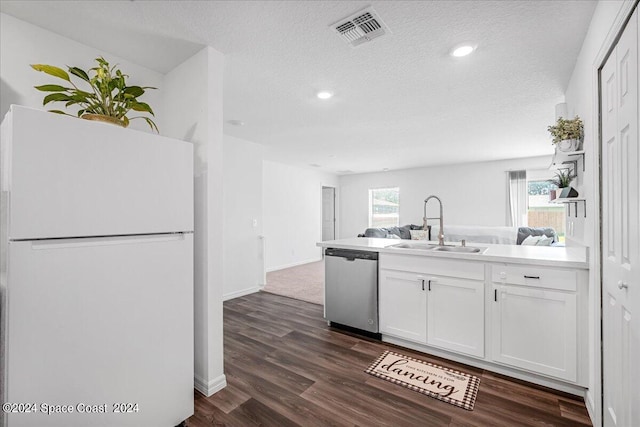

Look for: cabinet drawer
[380,254,484,280]
[491,264,577,291]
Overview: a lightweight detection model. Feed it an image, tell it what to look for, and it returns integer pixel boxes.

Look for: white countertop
[317,238,589,269]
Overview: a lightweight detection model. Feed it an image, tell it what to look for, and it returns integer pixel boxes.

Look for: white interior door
[322,187,336,241]
[602,9,639,427]
[5,234,194,427]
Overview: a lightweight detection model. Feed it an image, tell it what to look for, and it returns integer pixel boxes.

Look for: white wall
[263,161,339,271]
[338,156,551,239]
[223,135,264,299]
[162,47,226,397]
[563,1,631,423]
[0,13,163,133]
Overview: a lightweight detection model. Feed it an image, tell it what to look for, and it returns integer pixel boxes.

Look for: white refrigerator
[0,106,194,427]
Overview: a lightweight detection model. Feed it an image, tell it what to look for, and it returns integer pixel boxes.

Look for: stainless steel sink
[390,242,440,250]
[431,246,485,253]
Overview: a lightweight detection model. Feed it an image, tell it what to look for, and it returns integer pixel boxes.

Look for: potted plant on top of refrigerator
[547,115,584,152]
[30,57,158,132]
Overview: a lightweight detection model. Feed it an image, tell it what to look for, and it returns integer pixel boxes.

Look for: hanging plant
[31,57,158,132]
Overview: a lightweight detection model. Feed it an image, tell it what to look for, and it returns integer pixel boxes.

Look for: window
[507,170,527,227]
[527,170,566,242]
[369,187,399,228]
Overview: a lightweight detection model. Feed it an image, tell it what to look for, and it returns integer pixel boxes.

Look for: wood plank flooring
[187,292,592,426]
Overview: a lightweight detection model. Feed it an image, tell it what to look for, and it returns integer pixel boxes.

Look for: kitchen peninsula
[318,238,589,395]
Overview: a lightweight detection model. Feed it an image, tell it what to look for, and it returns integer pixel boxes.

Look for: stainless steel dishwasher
[324,248,379,335]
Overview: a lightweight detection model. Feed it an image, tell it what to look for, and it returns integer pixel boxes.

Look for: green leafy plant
[549,169,576,188]
[31,57,158,132]
[547,116,583,145]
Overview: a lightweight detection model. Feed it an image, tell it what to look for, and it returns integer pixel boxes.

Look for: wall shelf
[549,146,587,217]
[551,198,586,217]
[550,150,585,172]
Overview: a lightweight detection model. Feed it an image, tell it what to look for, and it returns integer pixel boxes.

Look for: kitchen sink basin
[390,243,486,254]
[431,246,486,253]
[390,242,439,250]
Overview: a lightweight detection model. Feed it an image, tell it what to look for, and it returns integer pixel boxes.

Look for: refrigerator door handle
[30,233,186,250]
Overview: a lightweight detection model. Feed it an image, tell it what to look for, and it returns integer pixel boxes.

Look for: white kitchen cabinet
[379,269,427,343]
[427,276,484,357]
[323,242,589,392]
[491,284,577,382]
[379,256,485,355]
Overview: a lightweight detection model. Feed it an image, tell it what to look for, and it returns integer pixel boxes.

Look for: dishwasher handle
[325,248,379,260]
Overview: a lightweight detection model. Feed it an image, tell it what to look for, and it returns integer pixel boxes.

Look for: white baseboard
[223,286,261,301]
[585,388,599,427]
[194,373,227,397]
[266,257,322,273]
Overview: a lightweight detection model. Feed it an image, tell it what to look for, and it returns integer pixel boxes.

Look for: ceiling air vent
[331,7,390,47]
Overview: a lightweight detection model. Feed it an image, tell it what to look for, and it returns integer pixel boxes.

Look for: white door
[602,9,640,427]
[378,270,427,343]
[5,234,194,427]
[491,284,577,382]
[322,187,335,241]
[427,276,484,357]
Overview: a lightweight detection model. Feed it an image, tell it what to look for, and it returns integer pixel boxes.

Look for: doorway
[322,186,336,241]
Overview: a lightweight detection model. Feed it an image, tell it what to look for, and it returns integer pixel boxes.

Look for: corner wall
[263,161,339,271]
[338,156,551,239]
[162,47,226,397]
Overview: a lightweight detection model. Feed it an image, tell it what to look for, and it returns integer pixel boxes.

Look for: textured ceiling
[1,1,597,174]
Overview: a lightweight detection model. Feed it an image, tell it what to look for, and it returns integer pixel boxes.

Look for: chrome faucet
[423,195,445,246]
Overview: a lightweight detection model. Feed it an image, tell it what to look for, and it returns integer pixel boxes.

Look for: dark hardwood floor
[187,292,592,426]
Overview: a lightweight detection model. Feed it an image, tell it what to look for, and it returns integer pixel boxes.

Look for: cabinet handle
[421,279,425,291]
[524,275,540,279]
[494,289,497,302]
[428,280,431,291]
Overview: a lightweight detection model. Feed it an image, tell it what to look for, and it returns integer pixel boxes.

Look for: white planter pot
[557,139,580,152]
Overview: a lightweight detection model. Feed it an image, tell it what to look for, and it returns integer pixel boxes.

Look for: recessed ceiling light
[317,91,333,100]
[227,119,245,126]
[451,45,476,57]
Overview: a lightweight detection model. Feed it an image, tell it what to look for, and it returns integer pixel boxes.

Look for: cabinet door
[491,284,577,382]
[379,269,427,343]
[427,276,484,357]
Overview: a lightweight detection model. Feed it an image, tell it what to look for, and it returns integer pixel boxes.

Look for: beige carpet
[262,260,324,305]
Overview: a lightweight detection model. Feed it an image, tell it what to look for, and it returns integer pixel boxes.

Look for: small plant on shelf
[549,169,576,189]
[547,116,583,150]
[30,57,158,132]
